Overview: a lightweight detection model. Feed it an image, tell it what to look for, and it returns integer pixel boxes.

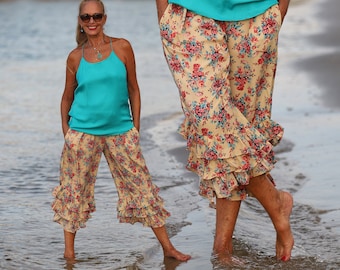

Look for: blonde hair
[76,0,106,46]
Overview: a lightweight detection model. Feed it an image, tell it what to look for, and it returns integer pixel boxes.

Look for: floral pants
[52,127,170,233]
[159,4,283,201]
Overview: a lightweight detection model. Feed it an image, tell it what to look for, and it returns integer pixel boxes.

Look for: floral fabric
[52,127,170,233]
[159,4,283,201]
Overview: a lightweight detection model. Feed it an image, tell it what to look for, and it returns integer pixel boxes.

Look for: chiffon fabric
[159,4,283,201]
[52,128,170,233]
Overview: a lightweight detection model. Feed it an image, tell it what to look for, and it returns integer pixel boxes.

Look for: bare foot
[275,191,294,261]
[163,247,191,261]
[64,254,77,267]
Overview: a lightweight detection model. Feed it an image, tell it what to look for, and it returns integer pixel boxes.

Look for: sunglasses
[79,13,104,23]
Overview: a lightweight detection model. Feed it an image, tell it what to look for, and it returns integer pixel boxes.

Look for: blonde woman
[52,0,191,262]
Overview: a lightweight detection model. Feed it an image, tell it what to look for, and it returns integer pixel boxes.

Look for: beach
[0,0,339,269]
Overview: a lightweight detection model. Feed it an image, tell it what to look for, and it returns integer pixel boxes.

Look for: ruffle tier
[51,182,170,233]
[52,185,96,233]
[116,186,171,228]
[178,115,279,201]
[254,117,284,147]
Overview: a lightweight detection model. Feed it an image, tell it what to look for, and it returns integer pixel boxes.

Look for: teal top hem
[168,0,278,21]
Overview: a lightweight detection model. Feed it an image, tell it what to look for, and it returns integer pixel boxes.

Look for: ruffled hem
[51,185,96,233]
[51,183,170,231]
[178,116,277,201]
[255,118,284,147]
[116,186,170,228]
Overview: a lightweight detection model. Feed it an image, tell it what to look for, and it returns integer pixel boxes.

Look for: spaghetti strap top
[68,38,134,135]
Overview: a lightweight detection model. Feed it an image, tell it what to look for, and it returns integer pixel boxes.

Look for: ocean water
[0,0,339,269]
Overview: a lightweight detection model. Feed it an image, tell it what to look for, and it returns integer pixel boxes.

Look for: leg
[152,226,191,261]
[227,5,284,146]
[103,129,191,261]
[159,6,256,263]
[213,198,241,255]
[64,230,76,259]
[246,174,294,261]
[226,5,292,260]
[52,131,103,258]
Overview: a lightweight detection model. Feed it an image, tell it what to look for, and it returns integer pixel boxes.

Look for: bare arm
[61,51,79,137]
[119,39,141,131]
[155,0,168,22]
[278,0,290,23]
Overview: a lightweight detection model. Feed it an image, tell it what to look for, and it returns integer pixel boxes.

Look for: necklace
[93,45,102,60]
[89,40,104,60]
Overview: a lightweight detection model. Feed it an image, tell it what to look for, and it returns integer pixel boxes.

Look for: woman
[155,0,294,264]
[51,0,191,262]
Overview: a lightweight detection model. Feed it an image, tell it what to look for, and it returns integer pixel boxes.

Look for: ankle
[213,239,233,255]
[273,191,293,230]
[64,251,75,259]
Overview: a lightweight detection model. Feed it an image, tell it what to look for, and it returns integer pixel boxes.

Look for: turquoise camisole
[68,40,133,135]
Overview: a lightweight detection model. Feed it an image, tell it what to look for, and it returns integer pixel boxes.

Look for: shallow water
[1,0,340,269]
